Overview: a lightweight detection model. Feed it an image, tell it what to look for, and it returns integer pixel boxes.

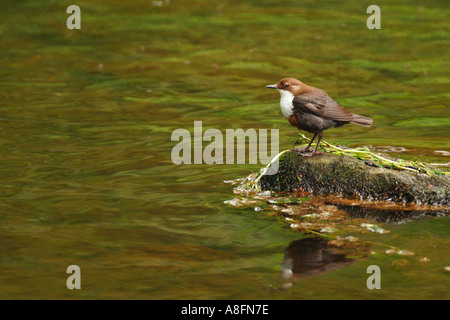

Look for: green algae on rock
[253,149,450,206]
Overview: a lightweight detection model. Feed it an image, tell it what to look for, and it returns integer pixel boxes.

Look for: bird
[266,78,373,157]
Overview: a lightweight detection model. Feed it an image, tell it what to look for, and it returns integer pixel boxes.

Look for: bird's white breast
[277,89,294,119]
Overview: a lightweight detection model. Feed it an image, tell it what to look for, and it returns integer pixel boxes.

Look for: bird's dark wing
[293,91,354,122]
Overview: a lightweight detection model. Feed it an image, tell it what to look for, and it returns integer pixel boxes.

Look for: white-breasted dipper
[266,78,373,157]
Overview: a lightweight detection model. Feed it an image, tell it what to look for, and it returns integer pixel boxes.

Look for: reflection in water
[337,204,450,224]
[318,196,450,224]
[1,0,449,300]
[281,238,352,279]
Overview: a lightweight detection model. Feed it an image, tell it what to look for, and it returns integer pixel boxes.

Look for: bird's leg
[293,133,317,153]
[304,133,317,152]
[303,132,323,157]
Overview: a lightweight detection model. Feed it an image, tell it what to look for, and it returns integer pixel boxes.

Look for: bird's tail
[350,114,373,127]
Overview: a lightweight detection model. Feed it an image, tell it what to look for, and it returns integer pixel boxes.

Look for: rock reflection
[336,203,450,223]
[281,238,352,279]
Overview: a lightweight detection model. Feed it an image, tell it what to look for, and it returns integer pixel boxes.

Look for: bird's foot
[292,147,312,154]
[301,151,323,158]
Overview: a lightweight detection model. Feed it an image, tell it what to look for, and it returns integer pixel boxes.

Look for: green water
[0,0,449,299]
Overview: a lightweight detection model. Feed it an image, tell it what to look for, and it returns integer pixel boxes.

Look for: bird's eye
[284,83,290,87]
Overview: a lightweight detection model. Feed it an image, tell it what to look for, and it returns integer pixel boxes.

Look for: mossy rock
[258,151,450,206]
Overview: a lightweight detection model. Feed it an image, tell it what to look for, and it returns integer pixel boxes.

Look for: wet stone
[258,151,450,206]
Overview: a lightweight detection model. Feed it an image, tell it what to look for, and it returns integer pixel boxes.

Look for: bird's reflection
[281,237,352,279]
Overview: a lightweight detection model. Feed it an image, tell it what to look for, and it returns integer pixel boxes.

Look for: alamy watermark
[171,121,280,174]
[366,265,381,289]
[66,5,380,31]
[66,265,81,290]
[367,5,381,29]
[66,5,81,30]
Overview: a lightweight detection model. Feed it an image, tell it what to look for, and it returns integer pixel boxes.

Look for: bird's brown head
[265,78,305,95]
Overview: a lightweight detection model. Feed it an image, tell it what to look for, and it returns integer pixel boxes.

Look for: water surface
[0,0,449,299]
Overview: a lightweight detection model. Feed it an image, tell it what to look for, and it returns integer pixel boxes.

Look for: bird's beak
[265,84,277,89]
